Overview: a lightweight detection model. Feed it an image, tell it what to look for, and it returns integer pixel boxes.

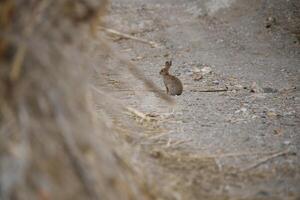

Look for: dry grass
[0,0,172,199]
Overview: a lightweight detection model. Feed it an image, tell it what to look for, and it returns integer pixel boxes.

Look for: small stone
[235,110,241,114]
[193,73,203,81]
[234,84,244,90]
[265,16,276,28]
[212,80,219,85]
[267,111,279,119]
[192,67,201,73]
[250,82,264,93]
[131,56,144,61]
[200,66,212,75]
[273,128,283,135]
[240,107,247,112]
[235,107,247,114]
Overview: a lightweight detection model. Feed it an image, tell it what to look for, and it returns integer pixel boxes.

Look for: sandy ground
[99,0,300,199]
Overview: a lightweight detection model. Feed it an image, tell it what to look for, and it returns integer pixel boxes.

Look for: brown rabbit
[159,60,183,96]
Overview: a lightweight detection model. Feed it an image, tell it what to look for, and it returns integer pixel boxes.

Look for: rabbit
[159,60,183,96]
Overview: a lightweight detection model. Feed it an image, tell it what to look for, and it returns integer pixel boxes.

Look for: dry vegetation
[0,0,172,199]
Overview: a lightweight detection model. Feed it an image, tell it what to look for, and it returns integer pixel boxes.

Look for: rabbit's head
[159,60,172,75]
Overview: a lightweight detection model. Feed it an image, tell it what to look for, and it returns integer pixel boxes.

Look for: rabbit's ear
[165,60,172,69]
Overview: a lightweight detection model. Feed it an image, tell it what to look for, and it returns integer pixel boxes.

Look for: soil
[100,0,300,199]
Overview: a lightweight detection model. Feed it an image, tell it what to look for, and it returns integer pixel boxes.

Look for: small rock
[265,16,276,28]
[235,107,247,114]
[240,107,247,112]
[192,67,201,73]
[193,73,203,81]
[250,82,264,93]
[267,111,279,119]
[200,66,212,75]
[283,140,291,145]
[273,128,283,135]
[212,80,219,85]
[234,84,244,90]
[131,56,144,61]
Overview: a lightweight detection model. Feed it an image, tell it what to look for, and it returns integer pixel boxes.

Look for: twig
[126,106,148,120]
[10,43,26,81]
[99,26,161,48]
[148,132,172,140]
[168,149,292,160]
[189,88,228,92]
[169,139,192,147]
[107,88,228,93]
[212,150,283,158]
[125,106,160,123]
[241,149,292,172]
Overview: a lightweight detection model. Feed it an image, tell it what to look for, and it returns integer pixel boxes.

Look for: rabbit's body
[160,61,183,96]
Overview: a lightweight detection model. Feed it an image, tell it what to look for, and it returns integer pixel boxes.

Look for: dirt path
[101,0,300,199]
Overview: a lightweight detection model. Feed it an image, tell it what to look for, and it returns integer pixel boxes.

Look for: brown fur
[159,61,183,96]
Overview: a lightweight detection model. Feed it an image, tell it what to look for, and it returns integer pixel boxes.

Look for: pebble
[235,84,244,90]
[235,107,247,114]
[250,82,264,93]
[212,80,219,85]
[192,67,201,73]
[240,107,247,112]
[193,73,203,81]
[200,66,212,75]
